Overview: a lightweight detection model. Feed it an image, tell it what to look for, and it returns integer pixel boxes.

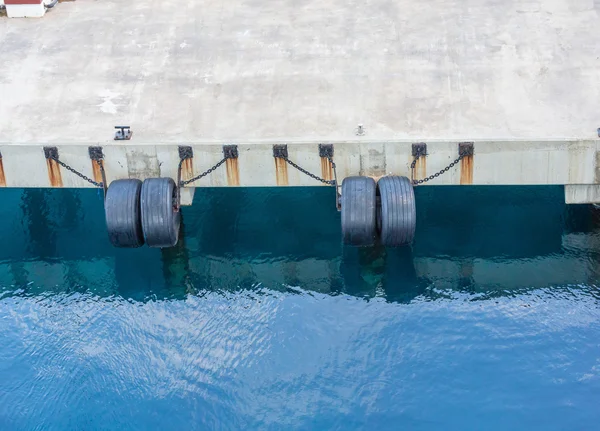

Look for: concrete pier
[1,0,599,202]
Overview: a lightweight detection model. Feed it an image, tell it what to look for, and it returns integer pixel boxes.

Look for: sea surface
[0,186,599,430]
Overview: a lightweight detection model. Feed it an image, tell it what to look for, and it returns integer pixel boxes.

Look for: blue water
[0,186,599,430]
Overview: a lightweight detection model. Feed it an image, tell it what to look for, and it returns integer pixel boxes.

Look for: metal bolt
[178,146,193,160]
[223,145,239,159]
[319,144,334,158]
[44,146,59,160]
[412,143,427,157]
[273,144,288,158]
[88,146,104,161]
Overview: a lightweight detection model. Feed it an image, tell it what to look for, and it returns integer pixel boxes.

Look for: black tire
[140,178,181,248]
[104,179,144,248]
[377,176,416,246]
[341,176,377,246]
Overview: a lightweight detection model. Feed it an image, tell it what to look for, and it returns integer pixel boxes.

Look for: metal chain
[179,157,227,186]
[281,156,336,185]
[50,156,103,187]
[411,151,470,185]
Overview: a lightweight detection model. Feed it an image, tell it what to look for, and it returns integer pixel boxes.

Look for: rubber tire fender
[377,176,416,246]
[140,178,181,248]
[104,179,145,248]
[341,176,377,246]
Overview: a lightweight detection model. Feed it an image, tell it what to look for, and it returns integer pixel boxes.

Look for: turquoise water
[0,186,599,430]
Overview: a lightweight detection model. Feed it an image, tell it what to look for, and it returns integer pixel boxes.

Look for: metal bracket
[459,142,474,156]
[179,146,193,160]
[89,146,108,198]
[44,146,59,160]
[223,145,238,159]
[412,143,427,157]
[88,146,104,161]
[319,144,334,158]
[355,124,366,136]
[273,144,288,158]
[114,126,132,141]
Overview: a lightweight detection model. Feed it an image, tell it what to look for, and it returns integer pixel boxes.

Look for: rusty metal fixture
[412,143,427,157]
[179,146,193,161]
[273,144,335,186]
[319,144,334,158]
[223,145,239,159]
[178,146,230,188]
[459,142,475,185]
[411,142,474,185]
[411,143,428,184]
[43,146,63,187]
[88,146,108,197]
[114,126,132,141]
[223,145,240,186]
[43,146,59,161]
[459,142,475,156]
[43,146,102,188]
[273,144,288,159]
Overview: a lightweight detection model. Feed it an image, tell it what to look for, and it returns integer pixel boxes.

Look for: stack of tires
[341,176,416,247]
[104,178,180,248]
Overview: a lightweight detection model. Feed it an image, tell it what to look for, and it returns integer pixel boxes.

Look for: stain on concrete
[0,155,5,187]
[275,157,288,186]
[415,156,426,182]
[91,159,105,185]
[46,158,63,187]
[460,154,474,185]
[126,150,160,179]
[320,157,334,183]
[180,158,194,183]
[226,157,240,186]
[359,147,386,177]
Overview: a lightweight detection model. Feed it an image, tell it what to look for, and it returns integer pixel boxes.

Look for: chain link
[411,151,470,185]
[179,157,227,186]
[281,156,336,185]
[50,156,104,187]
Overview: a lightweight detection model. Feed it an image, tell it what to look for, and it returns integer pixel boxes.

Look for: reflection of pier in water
[0,187,598,303]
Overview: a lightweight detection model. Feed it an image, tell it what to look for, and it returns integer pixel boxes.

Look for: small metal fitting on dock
[114,126,132,141]
[412,143,427,157]
[459,142,474,156]
[273,145,288,158]
[178,146,193,160]
[223,145,239,159]
[319,144,334,158]
[88,146,104,161]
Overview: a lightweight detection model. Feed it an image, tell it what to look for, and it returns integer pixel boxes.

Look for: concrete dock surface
[1,0,599,144]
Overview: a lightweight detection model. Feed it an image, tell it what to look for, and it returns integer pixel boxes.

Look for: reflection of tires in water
[340,245,424,303]
[340,246,385,298]
[382,246,424,303]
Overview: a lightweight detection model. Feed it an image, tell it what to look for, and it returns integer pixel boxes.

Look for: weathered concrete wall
[0,140,597,193]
